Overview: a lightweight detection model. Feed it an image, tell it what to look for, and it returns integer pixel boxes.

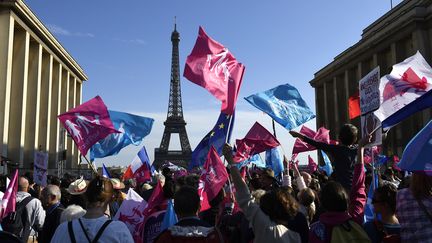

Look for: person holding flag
[223,143,304,243]
[290,123,359,190]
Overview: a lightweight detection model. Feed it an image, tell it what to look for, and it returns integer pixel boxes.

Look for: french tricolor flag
[123,146,154,183]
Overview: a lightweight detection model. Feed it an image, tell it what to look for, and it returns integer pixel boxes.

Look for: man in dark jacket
[39,184,64,243]
[154,186,223,243]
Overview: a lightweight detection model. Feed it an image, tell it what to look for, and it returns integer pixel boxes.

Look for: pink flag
[1,169,18,219]
[363,146,381,164]
[143,180,166,217]
[114,189,148,242]
[289,160,299,170]
[393,155,402,171]
[292,126,336,154]
[198,147,229,212]
[308,155,318,174]
[233,122,280,162]
[184,26,245,114]
[58,96,118,155]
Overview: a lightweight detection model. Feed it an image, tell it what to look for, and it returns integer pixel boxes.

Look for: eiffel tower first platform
[153,24,192,169]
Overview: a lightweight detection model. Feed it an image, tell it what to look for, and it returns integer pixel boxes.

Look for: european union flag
[190,112,235,169]
[245,83,315,130]
[90,110,154,160]
[265,146,284,177]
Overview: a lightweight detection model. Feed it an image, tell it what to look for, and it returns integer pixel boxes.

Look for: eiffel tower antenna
[154,23,192,169]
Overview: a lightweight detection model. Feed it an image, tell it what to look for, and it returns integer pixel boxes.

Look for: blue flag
[90,110,154,160]
[245,83,315,130]
[160,199,178,231]
[236,153,266,168]
[364,167,379,222]
[319,150,333,176]
[381,90,432,129]
[102,163,111,178]
[265,146,284,177]
[397,119,432,172]
[190,112,235,169]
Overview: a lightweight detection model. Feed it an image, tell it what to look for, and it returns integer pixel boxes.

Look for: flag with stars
[190,112,235,169]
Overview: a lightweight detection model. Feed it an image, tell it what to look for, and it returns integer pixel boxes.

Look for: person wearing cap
[109,178,126,217]
[51,177,133,243]
[66,177,89,209]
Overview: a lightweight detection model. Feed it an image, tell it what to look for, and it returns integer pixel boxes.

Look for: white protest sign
[34,151,48,186]
[359,67,380,115]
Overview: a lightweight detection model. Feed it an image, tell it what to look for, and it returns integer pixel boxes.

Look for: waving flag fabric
[245,83,315,130]
[265,147,284,177]
[114,188,148,242]
[365,168,379,222]
[374,51,432,129]
[292,126,334,155]
[198,146,229,212]
[123,146,154,183]
[319,150,333,176]
[102,163,111,178]
[0,169,18,219]
[90,110,154,160]
[348,92,361,119]
[190,112,235,169]
[236,153,266,168]
[160,199,178,232]
[397,120,432,173]
[58,96,119,155]
[233,122,280,163]
[184,26,245,114]
[308,155,318,174]
[143,180,166,217]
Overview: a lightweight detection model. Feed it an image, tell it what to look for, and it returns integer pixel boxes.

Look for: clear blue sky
[25,0,403,167]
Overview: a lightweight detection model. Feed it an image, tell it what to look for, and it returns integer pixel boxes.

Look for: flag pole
[225,113,235,144]
[80,153,98,176]
[272,119,277,138]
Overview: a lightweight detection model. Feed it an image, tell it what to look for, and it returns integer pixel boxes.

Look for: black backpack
[1,196,34,240]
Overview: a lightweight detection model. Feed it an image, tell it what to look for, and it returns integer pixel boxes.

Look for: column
[8,28,29,167]
[323,81,329,127]
[0,14,14,156]
[344,70,350,121]
[71,81,82,168]
[314,86,321,128]
[333,77,339,129]
[38,53,52,152]
[67,75,75,169]
[412,29,431,126]
[23,41,42,165]
[48,61,60,169]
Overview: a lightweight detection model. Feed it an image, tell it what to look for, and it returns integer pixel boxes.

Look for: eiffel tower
[154,24,192,169]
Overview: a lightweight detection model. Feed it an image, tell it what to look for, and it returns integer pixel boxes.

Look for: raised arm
[348,135,371,225]
[290,130,334,153]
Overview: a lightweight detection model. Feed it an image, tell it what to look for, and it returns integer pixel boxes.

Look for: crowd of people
[0,123,431,243]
